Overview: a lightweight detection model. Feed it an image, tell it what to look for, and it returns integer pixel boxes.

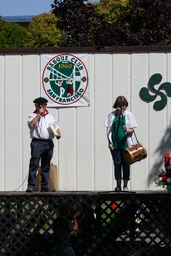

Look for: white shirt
[28,112,61,140]
[104,110,137,148]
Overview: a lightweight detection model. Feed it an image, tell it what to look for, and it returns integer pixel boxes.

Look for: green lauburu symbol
[140,73,171,111]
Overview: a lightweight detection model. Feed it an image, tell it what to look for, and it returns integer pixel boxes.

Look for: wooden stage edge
[0,190,168,196]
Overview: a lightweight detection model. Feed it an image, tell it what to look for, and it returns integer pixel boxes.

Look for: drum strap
[124,130,139,148]
[125,130,146,158]
[133,130,139,144]
[133,131,146,159]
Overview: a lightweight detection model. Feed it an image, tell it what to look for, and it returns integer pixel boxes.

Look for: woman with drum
[104,96,137,191]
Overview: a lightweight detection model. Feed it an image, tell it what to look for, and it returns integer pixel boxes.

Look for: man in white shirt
[26,97,61,192]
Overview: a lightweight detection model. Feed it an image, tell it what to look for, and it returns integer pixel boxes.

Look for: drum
[122,143,147,165]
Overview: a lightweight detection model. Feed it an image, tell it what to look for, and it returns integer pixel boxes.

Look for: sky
[0,0,99,17]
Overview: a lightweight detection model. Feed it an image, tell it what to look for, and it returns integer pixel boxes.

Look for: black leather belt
[32,138,52,142]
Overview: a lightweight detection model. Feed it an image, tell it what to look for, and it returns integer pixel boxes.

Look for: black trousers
[110,149,130,180]
[28,139,54,188]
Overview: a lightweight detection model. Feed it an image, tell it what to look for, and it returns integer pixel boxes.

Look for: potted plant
[154,151,171,192]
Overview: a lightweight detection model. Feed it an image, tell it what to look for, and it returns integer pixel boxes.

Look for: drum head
[122,149,133,165]
[123,144,147,165]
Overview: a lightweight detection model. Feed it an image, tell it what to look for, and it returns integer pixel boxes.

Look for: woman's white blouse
[104,110,137,148]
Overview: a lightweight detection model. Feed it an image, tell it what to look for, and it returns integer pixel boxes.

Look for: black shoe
[115,187,121,192]
[26,187,34,192]
[41,187,56,192]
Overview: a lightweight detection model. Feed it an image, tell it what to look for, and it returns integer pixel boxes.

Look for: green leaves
[52,0,171,48]
[0,13,64,48]
[0,0,171,48]
[24,12,65,48]
[0,18,28,48]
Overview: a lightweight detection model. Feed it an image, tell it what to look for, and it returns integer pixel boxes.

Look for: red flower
[164,150,170,171]
[162,176,168,181]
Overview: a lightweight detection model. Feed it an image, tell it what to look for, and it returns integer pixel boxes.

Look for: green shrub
[0,17,28,48]
[24,12,64,47]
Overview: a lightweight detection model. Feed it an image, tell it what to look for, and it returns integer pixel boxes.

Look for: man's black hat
[33,97,48,103]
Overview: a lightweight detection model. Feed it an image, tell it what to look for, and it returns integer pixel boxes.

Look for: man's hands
[39,107,44,116]
[56,129,61,140]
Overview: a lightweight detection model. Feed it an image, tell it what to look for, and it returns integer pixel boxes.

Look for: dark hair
[112,96,128,109]
[57,201,71,217]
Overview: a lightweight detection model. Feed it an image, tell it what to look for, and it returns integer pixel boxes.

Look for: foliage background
[0,17,28,48]
[0,0,170,48]
[24,12,64,48]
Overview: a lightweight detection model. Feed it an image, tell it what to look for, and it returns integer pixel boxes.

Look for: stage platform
[0,189,168,196]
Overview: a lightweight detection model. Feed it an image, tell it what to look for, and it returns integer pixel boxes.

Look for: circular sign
[42,54,88,105]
